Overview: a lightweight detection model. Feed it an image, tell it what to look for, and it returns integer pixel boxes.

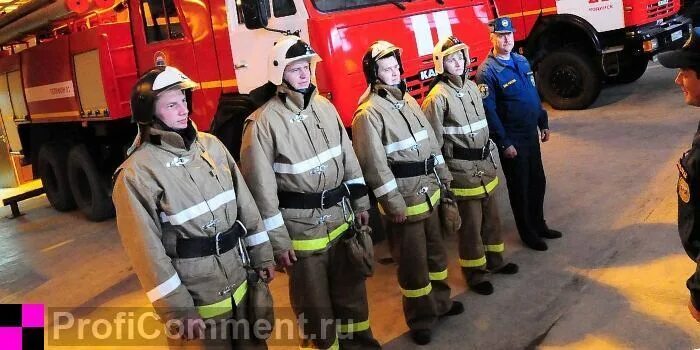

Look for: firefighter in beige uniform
[422,36,519,296]
[113,66,275,349]
[351,41,464,346]
[239,36,381,350]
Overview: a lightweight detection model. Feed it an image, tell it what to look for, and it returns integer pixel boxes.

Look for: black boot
[522,237,548,251]
[471,280,494,295]
[441,301,464,317]
[541,228,563,239]
[492,262,519,275]
[410,329,432,345]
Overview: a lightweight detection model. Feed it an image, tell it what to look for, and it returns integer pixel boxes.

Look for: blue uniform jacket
[476,51,548,151]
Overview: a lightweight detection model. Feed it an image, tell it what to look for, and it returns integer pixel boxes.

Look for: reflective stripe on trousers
[453,177,499,197]
[197,280,248,319]
[379,188,441,216]
[291,222,350,252]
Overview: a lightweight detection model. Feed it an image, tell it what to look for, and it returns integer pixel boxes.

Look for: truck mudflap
[627,14,693,54]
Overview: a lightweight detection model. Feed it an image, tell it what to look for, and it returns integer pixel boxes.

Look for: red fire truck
[0,0,495,220]
[492,0,693,109]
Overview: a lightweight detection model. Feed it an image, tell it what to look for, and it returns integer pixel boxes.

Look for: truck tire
[606,54,648,84]
[537,49,602,110]
[210,94,256,161]
[67,144,115,221]
[38,144,76,211]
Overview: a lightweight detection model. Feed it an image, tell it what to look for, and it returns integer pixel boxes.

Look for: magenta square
[22,304,44,327]
[0,327,21,350]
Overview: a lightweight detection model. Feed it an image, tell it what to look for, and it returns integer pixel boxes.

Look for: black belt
[452,140,492,161]
[278,183,368,210]
[453,146,488,161]
[390,155,437,178]
[176,221,246,259]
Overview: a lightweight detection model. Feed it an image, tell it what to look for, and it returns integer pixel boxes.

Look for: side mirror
[241,0,270,29]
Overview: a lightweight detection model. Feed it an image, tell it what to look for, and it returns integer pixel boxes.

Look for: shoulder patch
[478,84,490,99]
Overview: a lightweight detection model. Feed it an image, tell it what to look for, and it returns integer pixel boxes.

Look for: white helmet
[267,36,322,86]
[433,36,470,75]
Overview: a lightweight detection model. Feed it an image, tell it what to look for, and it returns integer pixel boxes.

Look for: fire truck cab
[0,0,496,220]
[493,0,693,109]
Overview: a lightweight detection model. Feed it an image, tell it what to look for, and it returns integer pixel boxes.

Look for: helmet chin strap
[282,80,311,94]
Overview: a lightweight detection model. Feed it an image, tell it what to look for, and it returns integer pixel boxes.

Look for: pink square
[0,327,21,350]
[22,304,44,327]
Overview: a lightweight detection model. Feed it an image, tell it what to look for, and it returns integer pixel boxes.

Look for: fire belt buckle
[214,231,223,256]
[318,214,332,224]
[290,113,308,123]
[418,186,429,196]
[320,189,328,209]
[311,164,327,175]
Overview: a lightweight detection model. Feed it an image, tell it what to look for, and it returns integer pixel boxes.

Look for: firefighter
[112,66,275,349]
[239,36,381,350]
[422,36,519,295]
[476,17,563,251]
[351,40,464,345]
[658,27,700,322]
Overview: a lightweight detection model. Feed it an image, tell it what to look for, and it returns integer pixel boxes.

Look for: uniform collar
[148,120,199,154]
[374,82,405,101]
[487,50,519,73]
[276,83,317,112]
[444,73,465,91]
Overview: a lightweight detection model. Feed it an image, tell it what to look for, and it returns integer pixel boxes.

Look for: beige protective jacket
[113,124,273,323]
[240,85,370,258]
[352,84,452,222]
[422,75,499,199]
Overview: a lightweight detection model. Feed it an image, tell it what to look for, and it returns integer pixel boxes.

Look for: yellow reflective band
[338,319,370,333]
[300,335,339,350]
[428,269,448,281]
[453,177,499,197]
[377,189,441,216]
[292,223,349,252]
[485,243,505,253]
[401,283,433,298]
[459,256,487,268]
[406,189,441,216]
[197,280,248,318]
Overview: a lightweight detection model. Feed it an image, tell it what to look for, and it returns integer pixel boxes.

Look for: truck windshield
[312,0,394,13]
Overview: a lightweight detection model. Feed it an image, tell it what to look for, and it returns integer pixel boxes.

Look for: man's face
[491,32,514,55]
[444,51,466,76]
[154,89,188,130]
[675,68,700,107]
[283,60,311,90]
[376,55,402,86]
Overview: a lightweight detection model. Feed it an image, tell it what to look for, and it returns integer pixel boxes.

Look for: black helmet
[362,41,404,85]
[130,66,197,125]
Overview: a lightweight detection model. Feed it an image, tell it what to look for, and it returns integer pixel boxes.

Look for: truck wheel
[38,144,76,211]
[537,49,602,110]
[606,54,648,84]
[67,144,115,221]
[210,95,256,161]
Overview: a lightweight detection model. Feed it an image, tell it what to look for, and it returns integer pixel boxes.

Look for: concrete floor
[1,63,699,349]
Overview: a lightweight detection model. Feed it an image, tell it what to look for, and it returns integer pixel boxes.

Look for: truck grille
[647,0,675,20]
